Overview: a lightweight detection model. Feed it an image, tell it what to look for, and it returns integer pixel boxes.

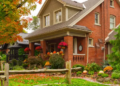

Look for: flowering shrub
[59,51,63,54]
[35,46,42,50]
[24,47,30,52]
[103,66,113,72]
[58,46,61,49]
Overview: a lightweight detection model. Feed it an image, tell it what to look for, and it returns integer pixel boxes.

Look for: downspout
[87,34,89,64]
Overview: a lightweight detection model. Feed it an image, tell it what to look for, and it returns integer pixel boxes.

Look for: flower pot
[61,46,66,49]
[25,51,29,54]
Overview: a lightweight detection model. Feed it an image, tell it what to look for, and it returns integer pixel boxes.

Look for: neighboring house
[0,33,39,54]
[25,0,120,66]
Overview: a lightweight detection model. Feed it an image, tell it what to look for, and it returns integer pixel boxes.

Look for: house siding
[39,0,66,28]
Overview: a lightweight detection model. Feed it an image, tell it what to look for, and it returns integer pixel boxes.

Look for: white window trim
[53,8,62,24]
[73,38,77,55]
[110,0,114,8]
[43,13,50,27]
[89,38,94,47]
[95,12,100,25]
[110,15,116,30]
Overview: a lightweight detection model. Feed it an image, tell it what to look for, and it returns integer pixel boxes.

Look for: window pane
[110,16,115,29]
[55,10,62,23]
[89,39,92,45]
[95,13,99,24]
[45,15,50,26]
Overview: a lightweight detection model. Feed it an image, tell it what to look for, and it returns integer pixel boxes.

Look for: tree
[27,16,40,30]
[0,0,42,44]
[108,26,120,71]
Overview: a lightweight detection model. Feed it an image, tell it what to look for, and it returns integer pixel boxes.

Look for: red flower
[24,47,30,52]
[57,46,61,49]
[35,46,42,50]
[58,42,68,47]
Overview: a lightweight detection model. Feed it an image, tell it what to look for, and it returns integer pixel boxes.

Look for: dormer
[37,0,84,28]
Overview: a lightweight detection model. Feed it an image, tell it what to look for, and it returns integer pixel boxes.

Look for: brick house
[25,0,120,66]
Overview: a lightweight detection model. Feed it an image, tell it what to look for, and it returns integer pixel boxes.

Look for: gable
[38,0,64,16]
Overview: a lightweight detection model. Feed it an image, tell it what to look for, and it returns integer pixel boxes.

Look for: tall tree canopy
[27,16,40,30]
[0,0,42,44]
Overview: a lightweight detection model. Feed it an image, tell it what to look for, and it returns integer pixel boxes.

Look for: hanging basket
[61,46,66,49]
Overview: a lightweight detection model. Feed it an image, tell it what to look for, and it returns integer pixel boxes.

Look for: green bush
[76,71,82,76]
[23,63,29,69]
[49,54,65,69]
[98,73,108,78]
[13,66,24,70]
[85,63,101,72]
[88,71,94,75]
[73,64,84,71]
[111,70,120,79]
[28,56,44,69]
[0,52,6,61]
[11,59,18,66]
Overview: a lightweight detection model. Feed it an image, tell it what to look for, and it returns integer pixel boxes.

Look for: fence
[0,61,81,86]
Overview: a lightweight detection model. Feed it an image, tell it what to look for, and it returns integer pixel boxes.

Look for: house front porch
[25,25,91,66]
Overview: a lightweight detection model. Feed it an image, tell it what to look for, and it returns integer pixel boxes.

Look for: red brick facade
[76,0,120,64]
[29,0,120,66]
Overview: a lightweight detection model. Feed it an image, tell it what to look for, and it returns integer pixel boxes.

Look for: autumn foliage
[0,0,42,44]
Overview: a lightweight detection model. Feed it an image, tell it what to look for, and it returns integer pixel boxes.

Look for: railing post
[4,63,9,86]
[65,60,71,84]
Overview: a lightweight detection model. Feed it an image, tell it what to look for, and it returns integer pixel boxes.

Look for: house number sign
[79,45,83,51]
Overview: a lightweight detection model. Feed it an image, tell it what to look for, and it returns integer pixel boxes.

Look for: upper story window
[89,38,93,47]
[110,15,115,29]
[110,0,114,7]
[95,12,100,25]
[54,9,62,24]
[44,14,50,27]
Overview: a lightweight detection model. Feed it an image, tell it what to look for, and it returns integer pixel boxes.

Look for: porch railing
[73,54,85,62]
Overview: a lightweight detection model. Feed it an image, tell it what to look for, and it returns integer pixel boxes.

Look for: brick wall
[76,0,120,64]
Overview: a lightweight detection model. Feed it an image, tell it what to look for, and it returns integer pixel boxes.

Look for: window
[95,13,100,24]
[110,0,114,7]
[44,14,50,27]
[89,38,93,46]
[110,15,115,29]
[54,9,62,23]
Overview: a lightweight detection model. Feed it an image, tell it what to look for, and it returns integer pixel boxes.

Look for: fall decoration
[53,51,56,54]
[99,70,104,74]
[59,51,63,54]
[103,66,113,72]
[58,42,67,49]
[47,52,50,56]
[83,70,88,74]
[45,61,51,66]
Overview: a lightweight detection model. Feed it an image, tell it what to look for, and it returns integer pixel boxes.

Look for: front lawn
[7,74,108,86]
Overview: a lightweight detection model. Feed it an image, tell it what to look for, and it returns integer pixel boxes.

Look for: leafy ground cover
[4,74,108,86]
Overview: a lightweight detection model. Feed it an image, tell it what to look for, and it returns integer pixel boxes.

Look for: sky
[26,0,87,33]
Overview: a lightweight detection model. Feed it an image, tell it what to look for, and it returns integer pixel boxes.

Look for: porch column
[29,42,34,56]
[85,34,89,65]
[40,40,46,58]
[64,36,73,66]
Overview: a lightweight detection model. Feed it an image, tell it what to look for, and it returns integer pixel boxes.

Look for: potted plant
[24,47,30,54]
[58,42,67,49]
[45,61,51,69]
[35,46,42,52]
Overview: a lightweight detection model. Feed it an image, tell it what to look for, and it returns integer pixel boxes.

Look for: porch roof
[25,25,91,40]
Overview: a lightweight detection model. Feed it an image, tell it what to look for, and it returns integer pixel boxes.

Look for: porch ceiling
[26,25,91,42]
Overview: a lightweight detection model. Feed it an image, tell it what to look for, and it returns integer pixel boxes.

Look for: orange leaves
[38,0,42,4]
[5,17,11,22]
[14,35,23,42]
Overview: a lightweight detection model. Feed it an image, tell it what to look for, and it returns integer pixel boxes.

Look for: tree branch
[16,0,27,8]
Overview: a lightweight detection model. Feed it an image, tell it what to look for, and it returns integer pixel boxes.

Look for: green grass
[0,74,108,86]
